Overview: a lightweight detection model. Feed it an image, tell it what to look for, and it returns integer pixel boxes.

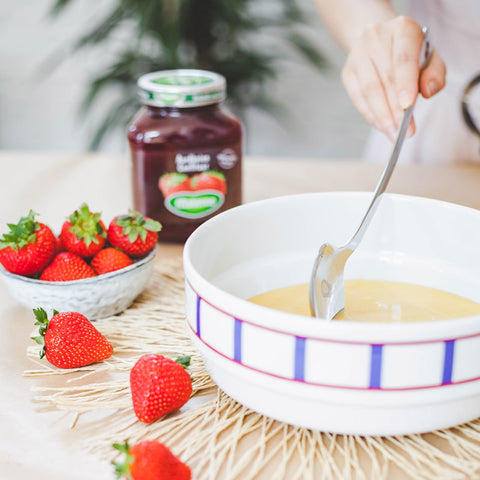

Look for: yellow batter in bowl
[249,280,480,323]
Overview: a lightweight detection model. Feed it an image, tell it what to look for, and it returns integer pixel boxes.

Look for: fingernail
[407,124,415,137]
[398,90,412,109]
[426,80,439,97]
[387,125,397,141]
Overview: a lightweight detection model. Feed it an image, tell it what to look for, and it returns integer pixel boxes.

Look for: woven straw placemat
[24,254,480,480]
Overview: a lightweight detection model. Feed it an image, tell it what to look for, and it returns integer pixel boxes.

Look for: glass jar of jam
[128,69,243,243]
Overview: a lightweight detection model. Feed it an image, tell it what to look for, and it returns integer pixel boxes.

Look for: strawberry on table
[60,203,107,258]
[0,210,56,276]
[108,211,161,258]
[91,247,133,275]
[158,172,191,198]
[40,251,96,281]
[113,440,191,480]
[32,307,113,369]
[190,170,227,195]
[130,354,192,423]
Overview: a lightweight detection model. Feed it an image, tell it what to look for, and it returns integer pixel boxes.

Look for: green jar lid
[137,69,226,108]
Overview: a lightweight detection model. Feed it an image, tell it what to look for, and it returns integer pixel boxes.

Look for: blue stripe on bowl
[369,345,383,389]
[294,337,306,381]
[442,340,455,384]
[234,318,243,362]
[196,295,202,336]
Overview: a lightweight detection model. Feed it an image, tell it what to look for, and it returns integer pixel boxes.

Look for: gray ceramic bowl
[0,247,156,320]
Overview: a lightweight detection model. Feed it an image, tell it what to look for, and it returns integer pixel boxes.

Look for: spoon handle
[348,27,432,249]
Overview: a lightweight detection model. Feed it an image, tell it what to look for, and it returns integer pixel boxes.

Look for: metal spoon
[309,27,433,320]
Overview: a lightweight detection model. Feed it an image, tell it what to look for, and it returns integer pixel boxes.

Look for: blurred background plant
[46,0,328,149]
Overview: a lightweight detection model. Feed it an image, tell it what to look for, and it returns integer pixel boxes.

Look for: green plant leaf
[44,0,329,149]
[286,31,329,69]
[49,0,75,16]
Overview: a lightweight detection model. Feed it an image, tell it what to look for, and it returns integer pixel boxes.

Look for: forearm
[314,0,398,51]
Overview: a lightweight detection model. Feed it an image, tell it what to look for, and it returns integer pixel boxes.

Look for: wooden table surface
[1,151,480,480]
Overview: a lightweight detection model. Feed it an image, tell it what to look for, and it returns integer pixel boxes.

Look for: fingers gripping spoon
[309,27,432,321]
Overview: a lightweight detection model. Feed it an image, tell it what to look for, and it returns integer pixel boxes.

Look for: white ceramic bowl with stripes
[0,248,156,320]
[183,192,480,436]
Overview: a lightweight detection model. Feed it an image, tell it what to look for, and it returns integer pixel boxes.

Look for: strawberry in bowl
[40,252,96,281]
[0,207,159,320]
[0,210,56,277]
[91,248,133,275]
[60,203,107,258]
[108,210,162,258]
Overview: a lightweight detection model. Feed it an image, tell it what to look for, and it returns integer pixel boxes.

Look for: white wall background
[0,0,406,159]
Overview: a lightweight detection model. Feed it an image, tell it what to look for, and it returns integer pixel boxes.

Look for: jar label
[217,148,238,169]
[175,153,211,173]
[165,191,225,219]
[159,170,228,219]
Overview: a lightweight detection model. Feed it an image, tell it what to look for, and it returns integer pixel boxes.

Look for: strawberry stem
[175,356,191,369]
[68,203,106,247]
[0,210,40,251]
[32,307,58,359]
[32,307,49,359]
[116,210,162,243]
[112,441,134,480]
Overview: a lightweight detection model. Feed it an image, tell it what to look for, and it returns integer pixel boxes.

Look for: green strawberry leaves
[112,441,134,480]
[32,307,59,359]
[116,210,162,243]
[0,210,39,251]
[68,203,106,247]
[175,356,191,369]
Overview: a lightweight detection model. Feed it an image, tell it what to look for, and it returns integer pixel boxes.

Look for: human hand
[341,16,446,141]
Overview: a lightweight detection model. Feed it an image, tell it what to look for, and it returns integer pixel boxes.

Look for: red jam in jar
[128,69,243,243]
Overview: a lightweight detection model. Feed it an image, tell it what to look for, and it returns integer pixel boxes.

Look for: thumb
[419,50,446,98]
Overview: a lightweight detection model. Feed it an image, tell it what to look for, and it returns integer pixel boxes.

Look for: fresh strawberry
[60,203,107,258]
[190,170,227,195]
[130,354,192,423]
[32,307,113,369]
[91,247,133,275]
[108,211,161,258]
[0,210,56,277]
[40,251,96,281]
[54,235,66,255]
[158,173,191,198]
[113,440,191,480]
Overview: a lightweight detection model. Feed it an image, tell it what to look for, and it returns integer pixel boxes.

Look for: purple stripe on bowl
[442,340,455,384]
[294,337,306,381]
[369,345,383,389]
[196,295,202,336]
[234,318,242,362]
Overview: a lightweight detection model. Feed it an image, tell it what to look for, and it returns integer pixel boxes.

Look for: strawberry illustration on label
[190,171,227,195]
[158,173,191,198]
